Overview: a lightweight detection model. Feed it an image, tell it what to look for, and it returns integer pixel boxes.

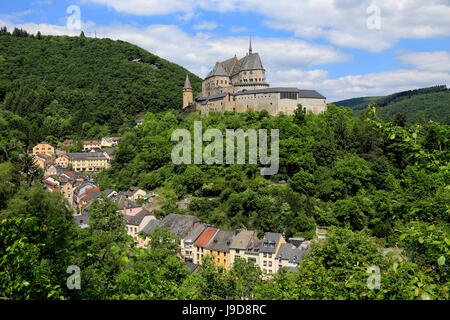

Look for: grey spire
[249,37,252,54]
[183,74,192,89]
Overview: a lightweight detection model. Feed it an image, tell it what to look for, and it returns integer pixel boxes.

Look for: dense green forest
[333,85,450,124]
[0,28,202,146]
[1,104,448,299]
[95,105,449,241]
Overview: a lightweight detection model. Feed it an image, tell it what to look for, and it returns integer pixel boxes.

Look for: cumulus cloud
[82,0,450,52]
[397,51,450,72]
[284,68,450,102]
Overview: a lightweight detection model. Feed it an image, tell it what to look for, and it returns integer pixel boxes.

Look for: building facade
[68,152,109,172]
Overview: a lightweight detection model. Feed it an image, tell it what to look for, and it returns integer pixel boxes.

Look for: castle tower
[183,74,193,109]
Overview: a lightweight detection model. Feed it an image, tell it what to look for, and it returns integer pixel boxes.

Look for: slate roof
[276,243,295,260]
[159,214,201,238]
[186,261,200,274]
[68,152,107,160]
[184,223,207,244]
[194,227,218,248]
[74,214,89,229]
[246,238,262,254]
[123,209,154,226]
[233,87,324,97]
[205,229,237,253]
[141,219,161,235]
[184,74,192,89]
[289,248,304,264]
[288,237,305,248]
[240,53,264,71]
[260,232,283,254]
[206,62,229,78]
[230,230,257,250]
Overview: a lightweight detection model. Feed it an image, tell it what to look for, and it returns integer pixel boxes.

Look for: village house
[182,223,207,262]
[193,227,218,265]
[67,152,109,172]
[33,154,49,170]
[229,230,258,267]
[32,142,56,156]
[103,149,116,161]
[45,164,63,177]
[59,179,75,207]
[204,229,237,270]
[100,137,120,148]
[274,243,305,272]
[74,183,99,213]
[83,140,101,151]
[148,214,201,253]
[55,153,70,168]
[123,208,155,247]
[63,139,74,146]
[124,187,147,202]
[79,189,117,213]
[258,232,286,275]
[244,238,262,266]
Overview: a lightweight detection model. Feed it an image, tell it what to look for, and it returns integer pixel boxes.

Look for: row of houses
[139,213,311,275]
[32,142,115,173]
[65,177,311,275]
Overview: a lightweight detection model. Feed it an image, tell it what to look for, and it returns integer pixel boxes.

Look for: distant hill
[0,28,202,141]
[331,85,450,124]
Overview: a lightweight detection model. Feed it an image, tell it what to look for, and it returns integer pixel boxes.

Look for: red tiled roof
[194,227,218,248]
[83,140,101,144]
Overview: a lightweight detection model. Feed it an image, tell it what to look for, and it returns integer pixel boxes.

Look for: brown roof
[194,227,218,248]
[230,230,257,250]
[83,140,101,144]
[205,229,237,253]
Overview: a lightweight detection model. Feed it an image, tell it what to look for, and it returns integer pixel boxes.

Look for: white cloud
[82,0,450,52]
[397,51,450,72]
[282,68,450,102]
[193,21,219,30]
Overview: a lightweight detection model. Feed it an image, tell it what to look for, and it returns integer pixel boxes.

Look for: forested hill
[332,85,450,124]
[0,29,202,141]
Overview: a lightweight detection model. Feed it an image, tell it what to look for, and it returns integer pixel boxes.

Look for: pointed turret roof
[184,74,192,89]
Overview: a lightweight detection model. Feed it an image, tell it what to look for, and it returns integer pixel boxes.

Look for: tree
[293,104,306,125]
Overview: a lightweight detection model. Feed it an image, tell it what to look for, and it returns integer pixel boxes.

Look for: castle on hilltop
[183,40,327,116]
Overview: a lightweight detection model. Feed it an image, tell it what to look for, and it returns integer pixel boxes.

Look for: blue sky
[0,0,449,101]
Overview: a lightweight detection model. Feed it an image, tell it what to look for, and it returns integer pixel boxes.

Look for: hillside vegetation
[333,86,450,124]
[0,28,202,146]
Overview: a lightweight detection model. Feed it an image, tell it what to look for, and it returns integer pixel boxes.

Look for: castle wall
[298,97,327,114]
[197,93,327,117]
